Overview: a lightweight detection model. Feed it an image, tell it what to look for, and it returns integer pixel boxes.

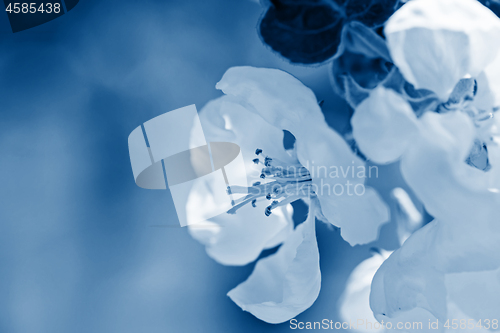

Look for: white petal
[227,202,321,323]
[320,187,390,246]
[264,207,295,250]
[188,194,294,266]
[446,268,500,321]
[352,87,419,164]
[391,187,424,246]
[339,251,390,333]
[195,96,297,177]
[216,66,326,139]
[446,302,491,333]
[370,221,449,321]
[385,0,500,100]
[371,218,500,326]
[474,52,500,110]
[294,128,392,243]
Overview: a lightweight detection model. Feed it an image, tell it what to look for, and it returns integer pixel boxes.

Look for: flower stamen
[227,148,316,216]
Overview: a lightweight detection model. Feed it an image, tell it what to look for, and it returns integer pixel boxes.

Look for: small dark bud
[265,206,272,216]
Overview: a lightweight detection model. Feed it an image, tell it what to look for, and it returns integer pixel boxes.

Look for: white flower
[215,67,389,246]
[187,66,390,323]
[369,109,500,327]
[385,0,500,101]
[353,0,500,167]
[341,247,493,333]
[343,0,500,328]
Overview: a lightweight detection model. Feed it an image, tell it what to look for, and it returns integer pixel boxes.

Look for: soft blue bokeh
[0,1,402,332]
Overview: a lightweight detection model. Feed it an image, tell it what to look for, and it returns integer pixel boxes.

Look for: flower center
[437,78,496,126]
[226,148,315,216]
[436,78,498,171]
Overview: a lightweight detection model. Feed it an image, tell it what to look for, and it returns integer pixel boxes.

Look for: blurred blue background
[0,0,403,332]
